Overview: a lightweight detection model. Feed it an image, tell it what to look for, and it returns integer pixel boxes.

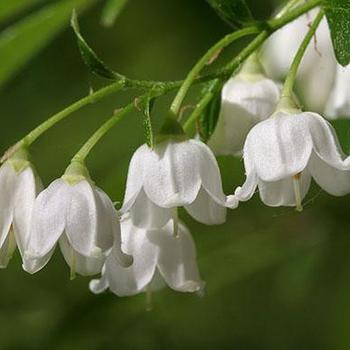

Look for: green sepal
[7,147,31,174]
[154,117,187,145]
[62,160,92,185]
[71,10,123,80]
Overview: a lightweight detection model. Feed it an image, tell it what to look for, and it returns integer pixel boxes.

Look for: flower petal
[193,140,235,208]
[95,187,132,267]
[0,164,16,249]
[185,187,226,225]
[121,144,147,213]
[12,166,41,257]
[59,234,104,276]
[306,112,349,170]
[151,221,204,293]
[26,179,67,258]
[258,170,311,206]
[243,111,313,181]
[65,180,102,258]
[0,229,16,268]
[209,76,280,156]
[234,171,258,202]
[143,140,201,207]
[325,64,350,119]
[89,265,109,294]
[129,189,172,229]
[22,248,56,274]
[99,219,158,296]
[308,152,350,196]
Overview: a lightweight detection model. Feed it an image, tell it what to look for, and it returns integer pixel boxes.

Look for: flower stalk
[280,9,325,102]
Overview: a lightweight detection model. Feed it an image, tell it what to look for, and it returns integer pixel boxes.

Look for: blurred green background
[1,1,350,349]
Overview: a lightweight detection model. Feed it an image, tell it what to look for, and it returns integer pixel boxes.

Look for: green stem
[183,80,222,133]
[22,80,125,147]
[281,9,324,99]
[4,0,321,160]
[18,79,181,149]
[182,0,322,131]
[71,103,135,163]
[169,26,260,118]
[71,86,175,162]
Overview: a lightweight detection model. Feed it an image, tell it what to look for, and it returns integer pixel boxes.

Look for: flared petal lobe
[243,111,313,182]
[90,219,203,296]
[209,76,280,155]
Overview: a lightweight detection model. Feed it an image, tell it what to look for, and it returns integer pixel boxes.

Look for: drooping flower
[121,137,237,229]
[235,108,350,209]
[208,54,281,156]
[325,64,350,119]
[90,217,204,296]
[24,161,130,276]
[0,148,42,268]
[262,9,336,113]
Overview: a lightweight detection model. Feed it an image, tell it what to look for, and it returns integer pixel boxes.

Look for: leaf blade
[71,10,122,80]
[324,0,350,66]
[101,0,129,27]
[0,0,95,89]
[206,0,254,28]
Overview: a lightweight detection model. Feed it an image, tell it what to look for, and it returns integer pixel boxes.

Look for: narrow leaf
[0,0,95,89]
[199,82,222,142]
[138,95,155,148]
[101,0,129,27]
[206,0,254,28]
[71,10,122,80]
[0,0,44,24]
[324,0,350,66]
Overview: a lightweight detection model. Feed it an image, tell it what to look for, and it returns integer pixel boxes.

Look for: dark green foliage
[324,0,350,66]
[71,10,121,79]
[206,0,254,28]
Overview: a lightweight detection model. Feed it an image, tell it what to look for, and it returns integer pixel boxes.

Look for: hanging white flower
[208,55,281,156]
[0,148,42,268]
[235,108,350,209]
[262,9,336,113]
[90,217,204,296]
[23,161,131,276]
[325,64,350,119]
[121,137,237,229]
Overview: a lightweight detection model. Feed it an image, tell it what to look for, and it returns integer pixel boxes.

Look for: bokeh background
[1,1,350,349]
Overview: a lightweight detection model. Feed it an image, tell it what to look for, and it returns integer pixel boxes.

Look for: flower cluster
[1,6,350,304]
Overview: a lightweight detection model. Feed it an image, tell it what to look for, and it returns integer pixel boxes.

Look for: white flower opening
[235,111,350,208]
[208,71,281,156]
[24,170,130,276]
[90,217,204,296]
[0,158,42,268]
[121,138,237,229]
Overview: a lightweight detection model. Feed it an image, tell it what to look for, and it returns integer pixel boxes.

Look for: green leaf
[140,95,155,148]
[71,10,122,80]
[199,82,222,142]
[0,0,44,24]
[0,0,95,89]
[206,0,254,28]
[324,0,350,66]
[101,0,129,27]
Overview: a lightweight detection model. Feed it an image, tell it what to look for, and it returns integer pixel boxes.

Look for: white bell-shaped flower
[208,55,281,156]
[90,217,204,296]
[325,64,350,119]
[121,137,237,229]
[24,161,130,276]
[235,108,350,209]
[262,9,336,113]
[0,148,42,268]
